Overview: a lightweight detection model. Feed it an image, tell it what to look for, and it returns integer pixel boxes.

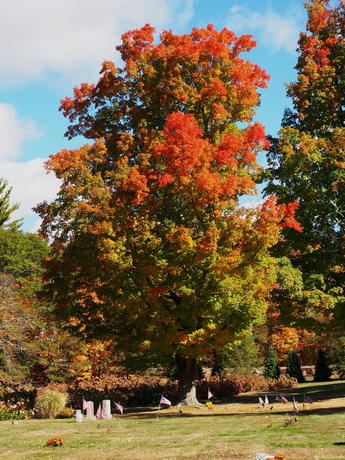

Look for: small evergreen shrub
[264,346,280,379]
[314,349,332,381]
[286,351,305,383]
[35,390,68,418]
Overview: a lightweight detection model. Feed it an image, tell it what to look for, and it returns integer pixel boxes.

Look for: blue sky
[0,0,307,232]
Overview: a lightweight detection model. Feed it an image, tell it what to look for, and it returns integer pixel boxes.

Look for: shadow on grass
[123,404,345,420]
[227,380,345,405]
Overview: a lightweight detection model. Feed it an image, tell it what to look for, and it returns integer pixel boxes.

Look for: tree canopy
[265,0,345,333]
[36,25,301,402]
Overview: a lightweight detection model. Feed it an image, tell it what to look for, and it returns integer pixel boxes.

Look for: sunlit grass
[0,380,344,459]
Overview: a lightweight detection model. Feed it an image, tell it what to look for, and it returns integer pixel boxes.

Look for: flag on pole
[264,395,269,406]
[293,397,299,413]
[159,395,172,406]
[303,394,313,404]
[96,403,104,419]
[82,398,88,412]
[115,402,124,414]
[276,395,288,404]
[207,388,213,400]
[259,396,265,407]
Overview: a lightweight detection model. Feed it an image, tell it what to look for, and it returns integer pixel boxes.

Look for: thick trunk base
[175,353,201,406]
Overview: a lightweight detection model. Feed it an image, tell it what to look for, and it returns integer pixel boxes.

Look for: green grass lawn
[1,380,345,460]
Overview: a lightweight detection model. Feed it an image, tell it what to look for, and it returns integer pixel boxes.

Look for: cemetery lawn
[0,380,345,460]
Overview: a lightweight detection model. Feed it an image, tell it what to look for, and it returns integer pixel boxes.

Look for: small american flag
[159,395,171,406]
[207,388,213,400]
[259,396,265,407]
[264,395,269,406]
[115,402,124,414]
[303,394,313,404]
[96,403,104,419]
[293,397,299,413]
[276,395,288,403]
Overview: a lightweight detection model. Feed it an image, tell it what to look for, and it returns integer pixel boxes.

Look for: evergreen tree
[0,178,21,229]
[264,345,280,379]
[286,351,305,383]
[211,351,226,377]
[314,349,332,381]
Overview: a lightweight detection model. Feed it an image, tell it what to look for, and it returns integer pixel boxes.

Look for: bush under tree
[286,350,305,383]
[35,390,68,418]
[314,349,332,382]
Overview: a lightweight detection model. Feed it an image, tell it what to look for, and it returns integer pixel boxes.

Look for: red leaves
[258,196,302,233]
[58,23,270,142]
[149,113,262,204]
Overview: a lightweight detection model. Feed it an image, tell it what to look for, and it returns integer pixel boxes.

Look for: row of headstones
[75,400,112,422]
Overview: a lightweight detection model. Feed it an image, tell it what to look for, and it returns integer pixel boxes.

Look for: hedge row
[0,374,297,409]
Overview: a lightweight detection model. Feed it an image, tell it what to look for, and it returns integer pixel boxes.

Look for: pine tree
[286,351,305,383]
[0,178,21,229]
[314,349,332,381]
[264,345,280,379]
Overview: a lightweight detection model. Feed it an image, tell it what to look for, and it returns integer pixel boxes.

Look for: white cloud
[2,158,60,224]
[227,5,301,54]
[0,104,43,160]
[0,0,192,86]
[176,0,195,27]
[240,198,265,210]
[0,104,60,227]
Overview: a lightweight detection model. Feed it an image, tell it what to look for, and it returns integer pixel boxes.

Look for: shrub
[35,390,68,418]
[264,346,280,379]
[211,351,226,377]
[0,373,297,410]
[314,349,332,381]
[328,336,345,378]
[198,374,296,398]
[0,401,29,420]
[286,351,305,383]
[0,384,36,409]
[57,407,74,419]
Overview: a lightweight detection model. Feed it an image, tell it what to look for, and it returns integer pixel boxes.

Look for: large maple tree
[36,25,300,402]
[265,0,345,334]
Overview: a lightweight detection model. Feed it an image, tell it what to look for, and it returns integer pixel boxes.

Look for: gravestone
[75,409,84,422]
[85,401,96,420]
[102,399,112,419]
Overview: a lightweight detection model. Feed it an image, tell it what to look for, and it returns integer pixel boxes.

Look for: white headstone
[75,409,84,422]
[102,399,112,419]
[85,401,96,420]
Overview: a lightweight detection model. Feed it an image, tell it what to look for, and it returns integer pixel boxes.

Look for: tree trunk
[175,353,201,405]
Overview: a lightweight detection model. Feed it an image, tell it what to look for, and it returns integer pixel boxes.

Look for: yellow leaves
[139,340,151,351]
[74,354,88,363]
[271,327,300,359]
[165,225,195,252]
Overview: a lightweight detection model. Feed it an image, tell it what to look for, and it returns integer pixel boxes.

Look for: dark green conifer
[286,351,305,383]
[264,345,280,379]
[314,349,332,382]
